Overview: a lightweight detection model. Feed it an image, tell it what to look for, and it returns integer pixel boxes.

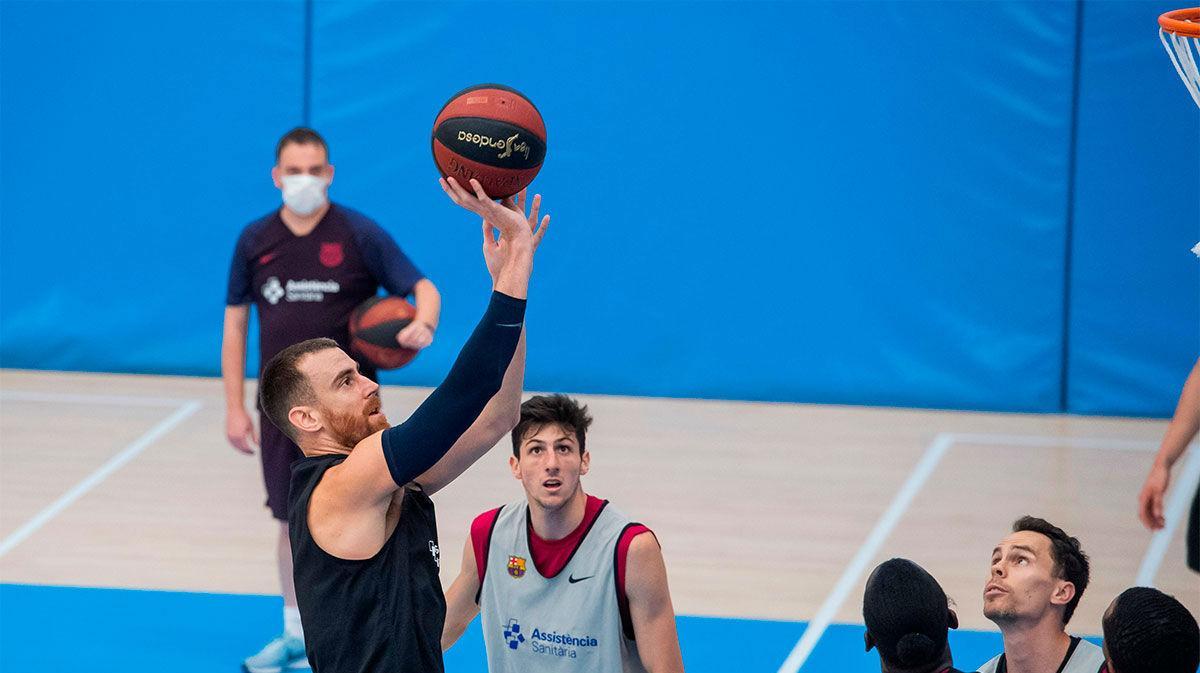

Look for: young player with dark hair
[441,394,684,673]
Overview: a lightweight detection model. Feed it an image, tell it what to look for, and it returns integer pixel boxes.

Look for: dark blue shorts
[259,411,303,521]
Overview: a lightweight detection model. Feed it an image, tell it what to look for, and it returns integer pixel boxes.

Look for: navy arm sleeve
[226,228,254,305]
[351,218,425,297]
[380,291,525,487]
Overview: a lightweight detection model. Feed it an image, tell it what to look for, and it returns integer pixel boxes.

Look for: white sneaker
[242,634,310,673]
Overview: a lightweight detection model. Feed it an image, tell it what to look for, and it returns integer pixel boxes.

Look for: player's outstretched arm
[442,534,482,651]
[312,181,544,516]
[308,290,528,559]
[626,533,685,673]
[418,328,525,496]
[418,187,545,495]
[1139,356,1200,530]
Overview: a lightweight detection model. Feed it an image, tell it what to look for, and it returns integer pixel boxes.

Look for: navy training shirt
[226,203,423,374]
[289,456,445,673]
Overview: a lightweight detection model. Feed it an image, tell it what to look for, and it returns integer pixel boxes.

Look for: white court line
[0,389,193,408]
[953,432,1159,452]
[0,399,202,557]
[1136,442,1200,586]
[775,433,955,673]
[775,431,1167,673]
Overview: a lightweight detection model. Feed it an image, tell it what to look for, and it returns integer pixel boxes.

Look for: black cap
[863,558,953,668]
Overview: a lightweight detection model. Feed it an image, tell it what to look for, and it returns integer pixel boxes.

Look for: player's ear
[326,163,335,185]
[288,405,321,435]
[579,449,590,476]
[509,454,521,480]
[271,164,283,190]
[1051,580,1076,609]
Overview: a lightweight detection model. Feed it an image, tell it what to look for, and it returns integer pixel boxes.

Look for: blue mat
[0,583,1101,672]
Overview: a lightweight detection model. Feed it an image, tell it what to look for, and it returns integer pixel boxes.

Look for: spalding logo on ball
[431,84,546,199]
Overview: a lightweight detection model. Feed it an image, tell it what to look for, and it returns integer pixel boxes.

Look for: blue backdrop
[2,0,1196,415]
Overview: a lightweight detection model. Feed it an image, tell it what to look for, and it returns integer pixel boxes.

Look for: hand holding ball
[431,84,546,200]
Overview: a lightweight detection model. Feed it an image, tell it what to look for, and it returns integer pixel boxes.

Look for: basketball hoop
[1159,8,1200,107]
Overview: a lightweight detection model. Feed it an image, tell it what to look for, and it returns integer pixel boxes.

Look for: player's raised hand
[507,188,549,251]
[480,188,549,280]
[442,177,547,298]
[440,177,541,249]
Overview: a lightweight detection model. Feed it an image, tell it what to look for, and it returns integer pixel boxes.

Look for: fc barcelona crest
[507,555,526,579]
[319,242,344,268]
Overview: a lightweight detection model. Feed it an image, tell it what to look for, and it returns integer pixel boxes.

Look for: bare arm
[418,328,525,495]
[397,278,442,350]
[442,534,482,651]
[626,533,685,673]
[1154,357,1200,469]
[412,278,442,330]
[221,304,258,453]
[1139,356,1200,529]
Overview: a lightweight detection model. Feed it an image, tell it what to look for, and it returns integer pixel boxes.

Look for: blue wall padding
[0,1,305,375]
[310,1,1076,411]
[1066,1,1200,416]
[0,1,1194,415]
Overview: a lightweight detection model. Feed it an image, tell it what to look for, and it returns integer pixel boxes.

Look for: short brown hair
[1012,515,1089,625]
[275,127,329,163]
[259,338,338,441]
[511,394,593,457]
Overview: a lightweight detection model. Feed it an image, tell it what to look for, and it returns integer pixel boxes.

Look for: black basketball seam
[354,319,414,348]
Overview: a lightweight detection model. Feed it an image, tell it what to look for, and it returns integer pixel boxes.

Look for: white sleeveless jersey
[976,637,1105,673]
[479,499,649,673]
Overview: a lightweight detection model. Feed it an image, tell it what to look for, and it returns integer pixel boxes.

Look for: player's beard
[983,599,1020,624]
[325,398,387,448]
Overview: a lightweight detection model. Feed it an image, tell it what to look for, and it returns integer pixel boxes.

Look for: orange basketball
[431,84,546,199]
[349,296,419,370]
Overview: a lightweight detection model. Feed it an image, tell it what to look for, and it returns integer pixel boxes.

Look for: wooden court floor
[1,369,1196,640]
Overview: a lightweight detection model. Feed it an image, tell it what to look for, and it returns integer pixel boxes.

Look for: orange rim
[1160,8,1200,37]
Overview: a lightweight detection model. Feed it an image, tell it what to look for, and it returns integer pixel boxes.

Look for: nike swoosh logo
[497,322,524,328]
[567,574,594,584]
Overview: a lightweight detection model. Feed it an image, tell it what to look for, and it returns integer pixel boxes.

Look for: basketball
[431,83,546,200]
[349,296,419,370]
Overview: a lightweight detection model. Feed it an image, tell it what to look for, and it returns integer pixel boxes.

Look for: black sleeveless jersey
[289,454,445,673]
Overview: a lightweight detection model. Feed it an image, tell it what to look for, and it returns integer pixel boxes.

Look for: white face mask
[281,174,328,216]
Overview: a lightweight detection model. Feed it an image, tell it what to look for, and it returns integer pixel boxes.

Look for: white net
[1160,23,1200,107]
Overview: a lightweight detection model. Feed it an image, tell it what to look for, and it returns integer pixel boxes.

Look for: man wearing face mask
[222,127,442,673]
